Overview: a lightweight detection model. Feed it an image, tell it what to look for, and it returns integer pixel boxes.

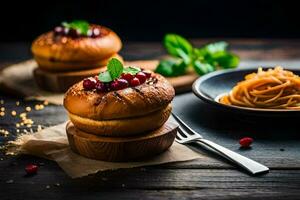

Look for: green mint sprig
[62,20,90,36]
[123,66,141,75]
[155,34,240,77]
[98,58,141,82]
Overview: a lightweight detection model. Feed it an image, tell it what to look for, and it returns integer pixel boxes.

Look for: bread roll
[31,25,122,72]
[64,74,175,120]
[64,73,175,136]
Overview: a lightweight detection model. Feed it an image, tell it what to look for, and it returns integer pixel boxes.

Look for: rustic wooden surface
[1,39,300,200]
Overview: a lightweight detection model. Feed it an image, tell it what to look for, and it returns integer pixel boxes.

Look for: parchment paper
[9,122,202,178]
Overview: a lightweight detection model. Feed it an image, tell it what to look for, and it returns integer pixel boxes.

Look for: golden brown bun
[68,104,171,136]
[34,54,123,72]
[64,73,175,120]
[31,25,122,67]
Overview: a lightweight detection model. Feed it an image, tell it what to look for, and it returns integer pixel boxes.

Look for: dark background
[1,0,300,42]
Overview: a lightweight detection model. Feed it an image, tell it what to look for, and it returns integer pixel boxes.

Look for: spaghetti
[219,67,300,109]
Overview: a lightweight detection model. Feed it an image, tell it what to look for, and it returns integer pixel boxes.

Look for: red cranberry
[91,28,101,38]
[95,81,106,92]
[68,28,80,38]
[63,27,69,35]
[143,70,152,78]
[54,26,64,35]
[83,78,97,90]
[121,73,134,82]
[117,79,129,89]
[25,164,38,175]
[87,29,93,37]
[110,80,120,90]
[104,83,111,91]
[239,137,253,148]
[130,77,140,87]
[136,72,146,84]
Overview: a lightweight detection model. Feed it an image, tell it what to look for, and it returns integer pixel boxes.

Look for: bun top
[31,25,122,62]
[64,73,175,120]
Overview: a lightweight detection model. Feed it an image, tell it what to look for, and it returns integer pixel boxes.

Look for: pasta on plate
[219,67,300,109]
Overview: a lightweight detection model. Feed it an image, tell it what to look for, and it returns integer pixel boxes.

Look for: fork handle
[197,138,269,175]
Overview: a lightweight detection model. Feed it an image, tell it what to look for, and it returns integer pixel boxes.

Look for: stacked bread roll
[31,21,122,92]
[64,69,177,162]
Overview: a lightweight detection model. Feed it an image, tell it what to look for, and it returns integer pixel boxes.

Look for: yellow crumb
[0,130,9,137]
[11,111,17,116]
[0,107,5,111]
[35,104,44,110]
[23,119,33,124]
[35,105,40,110]
[25,107,31,112]
[16,101,20,106]
[20,113,27,118]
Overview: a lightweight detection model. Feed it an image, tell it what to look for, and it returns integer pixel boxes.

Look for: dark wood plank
[1,157,299,200]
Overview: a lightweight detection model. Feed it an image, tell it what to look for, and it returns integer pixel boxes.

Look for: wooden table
[1,40,300,200]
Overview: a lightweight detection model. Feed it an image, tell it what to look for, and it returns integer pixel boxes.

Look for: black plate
[192,67,300,118]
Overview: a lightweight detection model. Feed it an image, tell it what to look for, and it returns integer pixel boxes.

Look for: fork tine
[172,113,199,136]
[177,126,189,138]
[176,129,186,140]
[175,138,182,143]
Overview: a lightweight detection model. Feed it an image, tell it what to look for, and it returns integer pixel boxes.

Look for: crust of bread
[68,104,172,136]
[64,73,175,120]
[31,25,122,64]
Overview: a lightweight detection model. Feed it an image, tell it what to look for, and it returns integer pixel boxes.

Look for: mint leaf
[205,41,228,54]
[155,59,187,77]
[98,58,124,82]
[123,66,141,75]
[214,53,240,69]
[62,20,90,36]
[193,60,215,75]
[175,48,191,65]
[155,34,240,77]
[164,34,193,58]
[193,48,207,58]
[98,71,112,82]
[107,58,124,80]
[172,60,188,76]
[155,60,175,77]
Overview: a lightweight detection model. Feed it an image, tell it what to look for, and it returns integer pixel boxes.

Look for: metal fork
[172,113,269,175]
